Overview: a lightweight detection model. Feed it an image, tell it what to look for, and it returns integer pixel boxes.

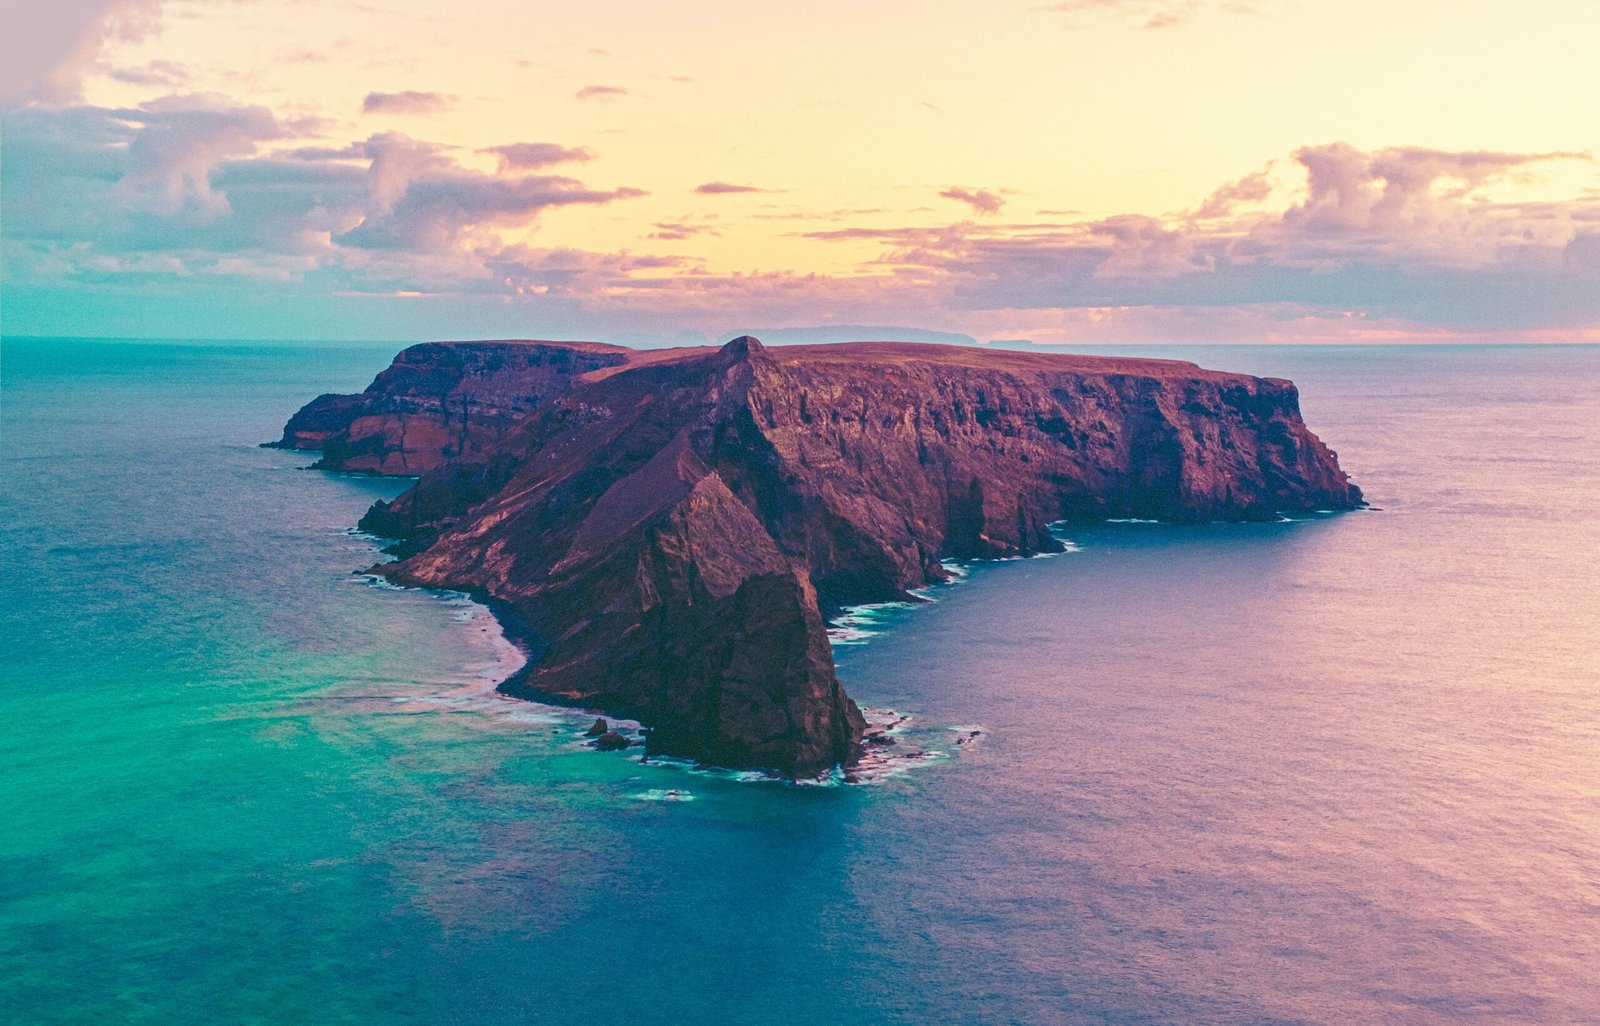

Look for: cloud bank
[5,104,1599,342]
[2,95,648,302]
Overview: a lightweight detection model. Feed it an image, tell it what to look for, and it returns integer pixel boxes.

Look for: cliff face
[266,340,636,474]
[336,337,1360,777]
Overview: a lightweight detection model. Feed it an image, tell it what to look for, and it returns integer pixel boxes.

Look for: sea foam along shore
[353,523,1086,782]
[366,574,947,785]
[827,524,1082,647]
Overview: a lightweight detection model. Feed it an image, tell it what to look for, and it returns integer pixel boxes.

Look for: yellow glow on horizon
[10,0,1595,342]
[81,0,1599,269]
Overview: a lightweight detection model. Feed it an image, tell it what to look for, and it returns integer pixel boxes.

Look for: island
[271,336,1362,777]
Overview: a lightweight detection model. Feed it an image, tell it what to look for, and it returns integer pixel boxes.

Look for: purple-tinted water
[830,343,1600,1024]
[3,340,1595,1025]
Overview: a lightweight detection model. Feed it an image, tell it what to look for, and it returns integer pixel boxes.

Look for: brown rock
[289,336,1359,777]
[583,717,609,737]
[592,730,631,752]
[266,340,645,474]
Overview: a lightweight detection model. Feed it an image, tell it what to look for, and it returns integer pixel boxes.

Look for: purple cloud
[2,99,366,265]
[2,101,649,289]
[1196,165,1275,218]
[694,181,771,195]
[9,112,1600,342]
[480,244,689,299]
[650,222,720,240]
[337,165,646,253]
[940,187,1005,215]
[797,144,1600,333]
[0,0,165,104]
[103,59,189,89]
[575,85,627,100]
[116,93,287,214]
[361,91,452,116]
[482,142,593,170]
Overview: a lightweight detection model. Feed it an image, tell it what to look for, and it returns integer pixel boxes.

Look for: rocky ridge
[265,339,646,473]
[278,336,1361,776]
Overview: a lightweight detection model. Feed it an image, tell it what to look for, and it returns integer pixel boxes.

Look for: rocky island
[273,336,1361,777]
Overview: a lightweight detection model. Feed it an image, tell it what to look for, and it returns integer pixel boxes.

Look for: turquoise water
[3,338,1597,1025]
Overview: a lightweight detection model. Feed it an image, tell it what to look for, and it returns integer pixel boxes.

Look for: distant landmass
[716,325,982,348]
[270,336,1361,776]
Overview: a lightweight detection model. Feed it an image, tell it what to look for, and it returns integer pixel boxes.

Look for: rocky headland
[266,339,645,473]
[277,336,1361,776]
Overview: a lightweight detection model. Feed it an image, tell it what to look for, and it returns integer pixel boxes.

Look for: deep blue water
[2,338,1597,1025]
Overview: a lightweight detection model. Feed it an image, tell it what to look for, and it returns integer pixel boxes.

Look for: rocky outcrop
[592,731,633,752]
[314,336,1360,777]
[265,339,641,474]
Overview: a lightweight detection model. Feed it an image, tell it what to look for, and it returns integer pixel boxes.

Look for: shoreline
[382,523,1082,776]
[408,578,951,784]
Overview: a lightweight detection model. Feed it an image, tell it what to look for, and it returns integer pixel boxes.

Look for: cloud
[336,173,646,252]
[694,181,771,195]
[113,93,287,215]
[1090,214,1208,276]
[2,100,366,268]
[798,144,1600,334]
[285,142,368,161]
[481,142,593,170]
[361,91,453,115]
[9,113,1600,343]
[333,132,643,252]
[1041,0,1258,31]
[3,98,647,291]
[650,222,719,240]
[1196,164,1275,218]
[103,58,189,89]
[1,0,166,105]
[940,187,1005,215]
[575,84,627,100]
[1263,144,1592,266]
[479,244,686,299]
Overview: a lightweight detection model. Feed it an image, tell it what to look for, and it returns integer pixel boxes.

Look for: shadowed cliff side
[340,336,1360,776]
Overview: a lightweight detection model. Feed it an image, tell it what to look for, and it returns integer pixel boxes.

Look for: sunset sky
[3,0,1598,344]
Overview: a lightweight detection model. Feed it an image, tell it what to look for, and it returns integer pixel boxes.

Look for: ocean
[2,338,1596,1025]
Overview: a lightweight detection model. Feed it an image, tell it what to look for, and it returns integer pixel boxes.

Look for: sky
[2,0,1598,345]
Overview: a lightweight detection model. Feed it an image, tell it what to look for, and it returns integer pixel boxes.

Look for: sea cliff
[266,340,638,473]
[279,336,1361,776]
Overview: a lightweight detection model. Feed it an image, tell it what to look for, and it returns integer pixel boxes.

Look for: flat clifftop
[771,340,1215,377]
[279,335,1361,777]
[265,340,636,474]
[268,337,1271,477]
